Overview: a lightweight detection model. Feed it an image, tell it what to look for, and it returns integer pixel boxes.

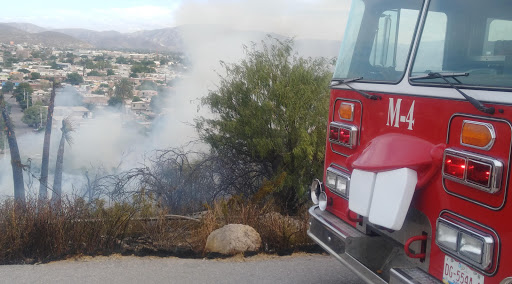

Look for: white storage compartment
[348,169,377,217]
[368,168,417,230]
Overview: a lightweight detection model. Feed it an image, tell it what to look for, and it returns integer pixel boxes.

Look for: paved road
[0,254,365,284]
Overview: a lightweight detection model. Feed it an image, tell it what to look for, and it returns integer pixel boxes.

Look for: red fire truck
[308,0,512,283]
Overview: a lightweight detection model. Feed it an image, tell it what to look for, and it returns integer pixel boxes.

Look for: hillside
[0,24,91,48]
[0,22,341,58]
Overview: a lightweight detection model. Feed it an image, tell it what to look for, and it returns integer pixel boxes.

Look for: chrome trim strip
[329,122,358,149]
[437,210,501,276]
[390,268,442,284]
[442,148,503,194]
[330,163,350,173]
[339,102,355,121]
[444,113,512,210]
[460,120,496,151]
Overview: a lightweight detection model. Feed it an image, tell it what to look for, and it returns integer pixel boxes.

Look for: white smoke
[0,0,351,199]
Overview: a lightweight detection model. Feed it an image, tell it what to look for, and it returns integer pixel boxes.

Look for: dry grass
[0,194,315,264]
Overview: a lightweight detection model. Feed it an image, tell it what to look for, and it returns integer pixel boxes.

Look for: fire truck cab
[308,0,512,283]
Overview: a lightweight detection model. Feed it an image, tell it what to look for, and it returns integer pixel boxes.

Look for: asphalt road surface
[0,253,365,284]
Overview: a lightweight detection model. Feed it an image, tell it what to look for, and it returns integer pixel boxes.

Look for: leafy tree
[31,72,41,79]
[50,61,62,70]
[130,64,156,74]
[100,83,109,88]
[85,60,95,69]
[136,80,157,91]
[18,68,30,74]
[22,105,47,128]
[107,69,115,76]
[116,56,130,64]
[2,81,14,94]
[108,96,123,108]
[31,50,42,59]
[132,96,142,102]
[129,72,138,78]
[13,83,33,110]
[66,72,84,85]
[63,53,76,64]
[87,70,103,76]
[94,59,111,70]
[114,78,134,101]
[160,57,170,65]
[196,37,331,212]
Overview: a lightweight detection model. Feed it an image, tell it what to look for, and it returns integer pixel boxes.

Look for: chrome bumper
[308,206,441,284]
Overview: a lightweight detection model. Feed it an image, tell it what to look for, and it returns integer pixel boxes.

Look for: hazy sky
[0,0,351,40]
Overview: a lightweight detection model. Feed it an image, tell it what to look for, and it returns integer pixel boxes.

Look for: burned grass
[0,196,316,264]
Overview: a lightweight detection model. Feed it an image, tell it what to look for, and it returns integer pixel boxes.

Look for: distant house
[56,62,71,70]
[54,106,92,120]
[83,94,109,106]
[136,90,158,99]
[131,101,151,112]
[32,90,50,105]
[9,72,24,81]
[0,72,9,82]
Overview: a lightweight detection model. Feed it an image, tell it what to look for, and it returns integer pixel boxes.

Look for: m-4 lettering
[386,98,415,130]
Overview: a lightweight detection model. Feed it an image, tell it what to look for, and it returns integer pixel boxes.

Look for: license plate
[443,255,484,284]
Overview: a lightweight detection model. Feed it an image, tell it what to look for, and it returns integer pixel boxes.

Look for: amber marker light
[338,103,354,121]
[461,120,495,150]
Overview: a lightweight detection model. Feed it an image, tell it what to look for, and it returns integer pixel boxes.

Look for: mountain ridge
[0,22,341,57]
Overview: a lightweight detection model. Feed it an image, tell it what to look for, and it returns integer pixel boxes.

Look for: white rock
[205,224,261,255]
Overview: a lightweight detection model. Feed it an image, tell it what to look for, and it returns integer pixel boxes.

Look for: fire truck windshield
[333,0,423,83]
[411,0,512,89]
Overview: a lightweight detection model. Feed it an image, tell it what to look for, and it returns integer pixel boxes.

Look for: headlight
[436,217,495,271]
[459,232,484,263]
[437,222,459,251]
[326,171,337,189]
[325,167,350,198]
[336,176,349,196]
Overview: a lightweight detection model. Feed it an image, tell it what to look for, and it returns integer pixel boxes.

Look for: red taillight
[467,160,491,187]
[442,149,503,194]
[329,125,340,141]
[328,122,358,149]
[340,128,351,144]
[444,154,466,179]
